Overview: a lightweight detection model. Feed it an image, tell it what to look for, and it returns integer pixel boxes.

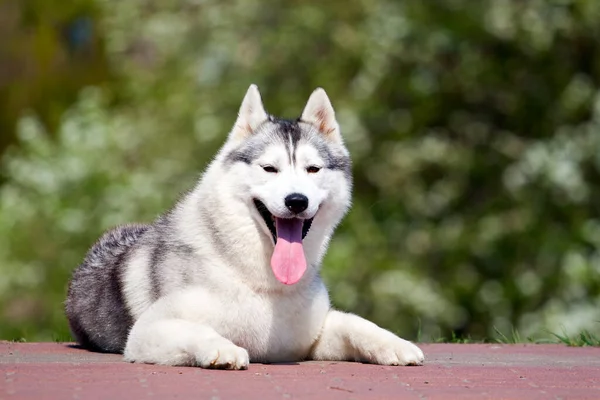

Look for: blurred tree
[1,0,600,342]
[0,0,110,166]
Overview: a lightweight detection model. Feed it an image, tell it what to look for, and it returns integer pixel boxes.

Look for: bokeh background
[2,0,600,343]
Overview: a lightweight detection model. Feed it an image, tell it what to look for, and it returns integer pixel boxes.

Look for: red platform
[2,342,599,399]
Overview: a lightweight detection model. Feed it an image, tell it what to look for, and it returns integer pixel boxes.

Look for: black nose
[285,193,309,214]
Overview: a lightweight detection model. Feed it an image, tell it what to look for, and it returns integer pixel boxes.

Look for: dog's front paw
[196,338,250,370]
[361,333,424,366]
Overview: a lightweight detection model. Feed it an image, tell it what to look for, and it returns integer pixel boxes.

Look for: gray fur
[65,224,149,353]
[199,205,235,265]
[226,116,351,179]
[65,217,196,353]
[146,215,195,301]
[303,129,352,178]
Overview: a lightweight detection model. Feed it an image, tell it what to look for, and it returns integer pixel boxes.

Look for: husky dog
[65,85,424,369]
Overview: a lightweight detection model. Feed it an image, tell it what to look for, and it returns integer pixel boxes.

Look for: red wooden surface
[2,342,599,399]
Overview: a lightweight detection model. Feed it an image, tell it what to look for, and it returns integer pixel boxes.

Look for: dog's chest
[216,285,330,362]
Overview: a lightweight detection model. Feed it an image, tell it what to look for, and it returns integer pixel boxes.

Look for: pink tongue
[270,218,307,285]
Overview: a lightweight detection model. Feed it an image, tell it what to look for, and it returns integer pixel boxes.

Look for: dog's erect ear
[230,84,268,141]
[301,88,341,142]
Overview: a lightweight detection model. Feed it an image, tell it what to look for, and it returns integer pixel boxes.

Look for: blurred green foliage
[1,0,600,342]
[0,0,109,164]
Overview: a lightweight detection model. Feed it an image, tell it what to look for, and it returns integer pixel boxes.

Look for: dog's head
[222,85,352,285]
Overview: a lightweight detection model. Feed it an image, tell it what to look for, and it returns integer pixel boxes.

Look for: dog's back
[65,224,150,353]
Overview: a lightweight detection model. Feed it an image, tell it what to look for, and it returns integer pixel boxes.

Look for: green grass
[52,333,73,343]
[549,329,600,347]
[5,333,72,344]
[422,329,487,344]
[439,332,484,344]
[423,325,600,347]
[9,321,600,347]
[493,326,537,344]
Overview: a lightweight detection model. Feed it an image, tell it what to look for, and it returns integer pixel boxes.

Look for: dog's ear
[231,84,268,141]
[301,88,341,142]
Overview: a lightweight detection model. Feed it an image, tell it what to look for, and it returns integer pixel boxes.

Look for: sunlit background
[2,0,600,343]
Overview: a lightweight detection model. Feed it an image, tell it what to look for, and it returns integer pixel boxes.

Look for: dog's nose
[285,193,309,214]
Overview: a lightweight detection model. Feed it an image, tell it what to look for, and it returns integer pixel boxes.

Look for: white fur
[122,85,424,369]
[230,83,269,142]
[122,247,155,319]
[301,88,342,142]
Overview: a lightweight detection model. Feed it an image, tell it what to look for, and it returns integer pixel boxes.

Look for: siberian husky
[65,85,424,369]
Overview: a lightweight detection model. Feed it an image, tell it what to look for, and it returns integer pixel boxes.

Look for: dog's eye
[262,165,278,173]
[306,166,321,174]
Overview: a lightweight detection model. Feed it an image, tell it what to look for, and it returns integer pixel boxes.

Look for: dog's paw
[361,333,424,366]
[195,339,250,370]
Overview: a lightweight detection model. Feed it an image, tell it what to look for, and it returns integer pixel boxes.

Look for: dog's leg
[310,310,424,366]
[123,318,249,369]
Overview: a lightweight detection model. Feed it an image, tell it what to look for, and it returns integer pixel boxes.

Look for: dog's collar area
[253,199,313,243]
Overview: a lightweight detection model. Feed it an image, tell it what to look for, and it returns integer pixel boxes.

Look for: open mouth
[253,199,313,244]
[253,199,314,285]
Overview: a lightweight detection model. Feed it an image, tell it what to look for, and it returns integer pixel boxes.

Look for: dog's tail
[65,224,150,353]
